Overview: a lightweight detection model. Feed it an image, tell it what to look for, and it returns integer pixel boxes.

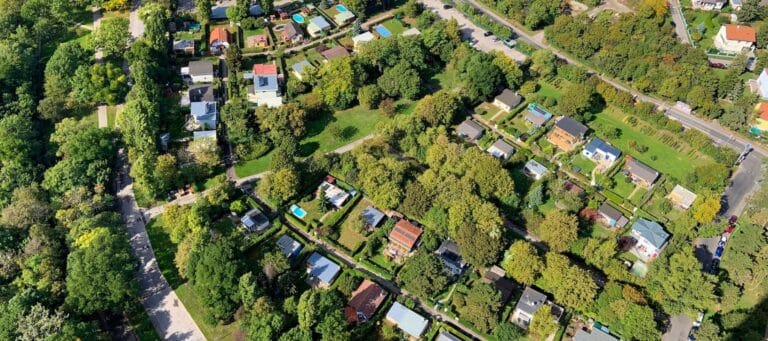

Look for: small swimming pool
[290,204,307,219]
[336,4,348,12]
[374,24,392,38]
[292,13,305,24]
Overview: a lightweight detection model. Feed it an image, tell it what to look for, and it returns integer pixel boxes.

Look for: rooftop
[361,206,385,227]
[385,302,429,338]
[352,31,376,44]
[253,75,279,92]
[309,16,331,30]
[573,327,619,341]
[598,202,624,221]
[495,89,523,108]
[631,218,670,249]
[515,287,547,316]
[584,138,621,158]
[389,219,423,250]
[188,60,214,76]
[667,184,697,209]
[292,60,313,75]
[457,120,485,139]
[276,235,302,258]
[193,130,216,140]
[758,102,768,121]
[346,280,387,323]
[488,139,515,156]
[625,158,660,183]
[306,252,341,285]
[209,27,230,44]
[253,63,278,76]
[240,208,269,232]
[321,46,350,60]
[724,24,756,42]
[554,116,588,138]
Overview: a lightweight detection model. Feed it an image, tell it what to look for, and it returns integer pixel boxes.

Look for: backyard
[686,10,723,50]
[337,199,375,252]
[380,18,407,35]
[569,154,597,176]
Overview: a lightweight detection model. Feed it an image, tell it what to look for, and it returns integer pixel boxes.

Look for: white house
[582,137,621,166]
[493,89,522,112]
[184,60,214,83]
[189,101,217,130]
[691,0,726,10]
[757,68,768,100]
[352,31,376,51]
[511,287,563,330]
[630,218,670,262]
[248,64,282,108]
[240,208,269,232]
[385,302,429,338]
[319,181,350,208]
[487,139,515,160]
[307,16,331,37]
[523,160,549,180]
[714,24,756,54]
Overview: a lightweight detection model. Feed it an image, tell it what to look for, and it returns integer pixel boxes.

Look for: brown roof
[252,63,278,76]
[320,46,350,61]
[389,220,422,250]
[724,24,756,42]
[283,21,302,39]
[346,280,387,323]
[209,27,230,44]
[759,103,768,121]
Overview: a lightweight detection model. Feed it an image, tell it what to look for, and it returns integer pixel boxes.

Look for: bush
[241,17,264,30]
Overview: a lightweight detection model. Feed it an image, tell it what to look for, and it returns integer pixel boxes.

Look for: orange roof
[724,25,756,42]
[252,63,278,76]
[209,28,230,44]
[389,220,422,250]
[346,280,387,323]
[759,103,768,121]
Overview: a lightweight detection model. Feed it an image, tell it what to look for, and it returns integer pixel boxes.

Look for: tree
[413,91,463,126]
[530,49,557,79]
[529,305,559,339]
[243,297,285,341]
[70,62,129,105]
[16,304,65,341]
[402,0,423,17]
[540,253,597,309]
[186,237,242,322]
[261,251,290,281]
[737,0,764,22]
[692,192,721,225]
[535,211,578,252]
[648,248,717,314]
[694,321,722,341]
[502,241,544,285]
[454,224,502,269]
[492,51,525,89]
[258,168,300,205]
[397,252,448,298]
[227,3,248,23]
[378,62,421,100]
[557,82,595,119]
[139,2,170,51]
[155,154,179,191]
[527,184,544,208]
[493,322,524,340]
[358,84,383,109]
[315,57,362,110]
[297,289,346,336]
[460,52,503,101]
[44,41,90,96]
[196,0,213,24]
[460,283,502,332]
[92,17,130,58]
[260,0,275,15]
[187,137,220,172]
[0,185,51,229]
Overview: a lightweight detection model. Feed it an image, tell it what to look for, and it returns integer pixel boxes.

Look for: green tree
[397,252,448,298]
[238,272,262,307]
[139,2,170,51]
[413,91,463,126]
[92,17,130,58]
[260,0,274,15]
[493,322,524,340]
[540,253,597,309]
[737,0,764,22]
[0,185,51,230]
[315,57,362,110]
[460,283,502,332]
[529,305,558,339]
[16,304,66,341]
[530,49,557,79]
[648,248,717,314]
[492,51,525,89]
[358,84,383,109]
[71,63,129,105]
[196,0,213,24]
[243,297,286,341]
[502,241,544,285]
[186,237,242,322]
[535,211,578,252]
[155,154,179,192]
[460,52,503,101]
[258,168,300,205]
[261,250,290,281]
[454,223,502,269]
[378,62,421,100]
[692,192,720,224]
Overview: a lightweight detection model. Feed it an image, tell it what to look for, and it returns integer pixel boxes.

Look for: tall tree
[502,241,544,285]
[196,0,213,24]
[460,283,502,332]
[397,252,448,298]
[535,211,578,253]
[92,17,130,58]
[186,237,243,321]
[139,2,170,51]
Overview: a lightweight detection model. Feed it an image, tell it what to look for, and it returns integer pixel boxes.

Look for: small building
[246,34,270,48]
[487,139,515,160]
[436,331,463,341]
[193,130,217,140]
[173,39,196,55]
[209,27,231,54]
[344,279,388,324]
[352,31,376,50]
[547,116,588,151]
[307,16,332,37]
[334,10,355,25]
[582,138,621,166]
[306,252,341,288]
[758,69,768,100]
[276,234,302,259]
[624,158,660,188]
[240,207,270,232]
[185,60,214,83]
[402,27,421,36]
[387,219,423,259]
[318,181,351,208]
[435,240,467,276]
[597,202,628,228]
[385,302,429,338]
[630,218,670,262]
[361,206,385,228]
[511,287,563,330]
[456,120,484,140]
[190,101,218,130]
[210,5,229,19]
[573,327,619,341]
[494,89,523,112]
[320,46,350,62]
[525,103,553,127]
[181,84,214,107]
[714,24,756,54]
[249,63,282,108]
[752,102,768,133]
[666,184,698,210]
[482,266,517,303]
[523,160,549,180]
[292,60,313,81]
[691,0,726,10]
[730,0,743,10]
[282,21,305,45]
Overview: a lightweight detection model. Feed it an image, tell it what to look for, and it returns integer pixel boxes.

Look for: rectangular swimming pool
[374,24,392,38]
[290,204,307,219]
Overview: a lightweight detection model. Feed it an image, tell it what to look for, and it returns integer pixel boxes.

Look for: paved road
[420,0,527,63]
[115,151,205,341]
[130,0,145,38]
[663,314,693,341]
[668,0,691,45]
[722,153,762,216]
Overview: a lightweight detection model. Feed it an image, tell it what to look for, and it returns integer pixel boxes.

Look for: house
[385,302,429,338]
[511,287,563,330]
[173,39,195,55]
[456,120,484,140]
[361,206,385,228]
[282,21,304,44]
[758,69,768,100]
[352,31,376,50]
[487,139,515,160]
[276,234,302,259]
[387,219,423,259]
[307,16,332,37]
[320,46,350,62]
[306,252,341,288]
[597,202,628,228]
[667,184,698,210]
[730,0,743,10]
[624,158,660,188]
[582,138,621,166]
[334,10,355,25]
[714,24,756,54]
[344,280,387,324]
[481,266,517,303]
[494,89,523,112]
[249,63,282,108]
[292,60,313,80]
[573,327,619,341]
[190,101,217,130]
[436,331,462,341]
[630,218,670,262]
[193,130,216,140]
[435,240,467,276]
[185,60,214,83]
[753,102,768,133]
[525,103,553,127]
[318,181,351,208]
[181,84,214,106]
[209,27,231,54]
[246,34,269,48]
[523,160,549,180]
[691,0,726,10]
[547,116,588,151]
[240,208,270,232]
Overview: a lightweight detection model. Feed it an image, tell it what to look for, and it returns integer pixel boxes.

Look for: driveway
[693,236,719,269]
[129,0,145,38]
[419,0,527,63]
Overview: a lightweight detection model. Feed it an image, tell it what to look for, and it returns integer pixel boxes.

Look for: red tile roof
[209,27,230,44]
[759,103,768,121]
[252,63,278,76]
[346,280,387,323]
[724,24,756,42]
[389,220,422,250]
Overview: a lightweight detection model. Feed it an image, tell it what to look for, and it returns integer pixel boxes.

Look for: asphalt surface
[722,153,762,217]
[668,0,691,45]
[663,314,693,341]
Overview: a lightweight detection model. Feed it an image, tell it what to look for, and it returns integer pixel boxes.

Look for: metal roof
[306,252,341,285]
[631,218,670,249]
[385,302,429,338]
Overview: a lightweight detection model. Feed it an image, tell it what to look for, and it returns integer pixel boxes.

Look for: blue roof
[309,16,331,29]
[306,252,341,285]
[527,103,553,120]
[253,75,279,92]
[292,60,312,74]
[631,218,669,249]
[211,6,228,19]
[190,101,217,121]
[584,138,621,158]
[249,4,264,16]
[386,302,429,337]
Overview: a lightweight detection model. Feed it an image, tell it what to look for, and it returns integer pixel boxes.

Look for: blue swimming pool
[292,13,305,23]
[374,24,392,38]
[336,4,348,12]
[290,204,307,219]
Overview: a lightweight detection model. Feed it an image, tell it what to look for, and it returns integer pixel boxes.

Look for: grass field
[174,284,241,340]
[381,18,407,35]
[536,81,563,101]
[337,200,373,251]
[610,173,635,199]
[475,102,503,120]
[569,154,597,176]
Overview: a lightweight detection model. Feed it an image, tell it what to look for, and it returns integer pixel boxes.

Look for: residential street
[668,0,691,45]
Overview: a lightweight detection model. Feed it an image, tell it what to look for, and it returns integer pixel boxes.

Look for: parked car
[728,215,738,225]
[709,258,720,274]
[709,62,726,69]
[503,39,517,48]
[443,4,452,9]
[483,31,493,37]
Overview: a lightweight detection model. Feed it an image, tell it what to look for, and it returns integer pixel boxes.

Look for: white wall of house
[714,26,754,54]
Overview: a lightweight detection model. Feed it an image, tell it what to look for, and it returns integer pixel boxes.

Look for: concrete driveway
[420,0,527,63]
[663,314,693,341]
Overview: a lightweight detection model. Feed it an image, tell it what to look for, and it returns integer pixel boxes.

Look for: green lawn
[429,68,461,92]
[337,200,373,252]
[688,10,722,50]
[175,284,241,340]
[591,106,711,181]
[569,154,597,176]
[234,152,273,178]
[535,81,563,101]
[610,173,635,199]
[381,18,407,35]
[475,102,503,120]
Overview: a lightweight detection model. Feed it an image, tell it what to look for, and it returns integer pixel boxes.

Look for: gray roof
[188,60,213,77]
[598,202,623,221]
[190,101,217,121]
[307,252,341,285]
[515,287,547,316]
[386,302,429,338]
[309,16,331,30]
[625,158,660,184]
[554,117,588,138]
[321,46,350,60]
[525,103,553,127]
[284,21,302,38]
[573,328,619,341]
[524,159,549,177]
[584,138,621,159]
[631,218,670,249]
[457,120,484,139]
[489,139,515,155]
[436,331,462,341]
[241,208,269,231]
[292,60,312,74]
[436,240,466,269]
[249,4,264,16]
[188,85,214,102]
[361,206,385,227]
[276,234,302,258]
[253,75,279,92]
[495,89,522,108]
